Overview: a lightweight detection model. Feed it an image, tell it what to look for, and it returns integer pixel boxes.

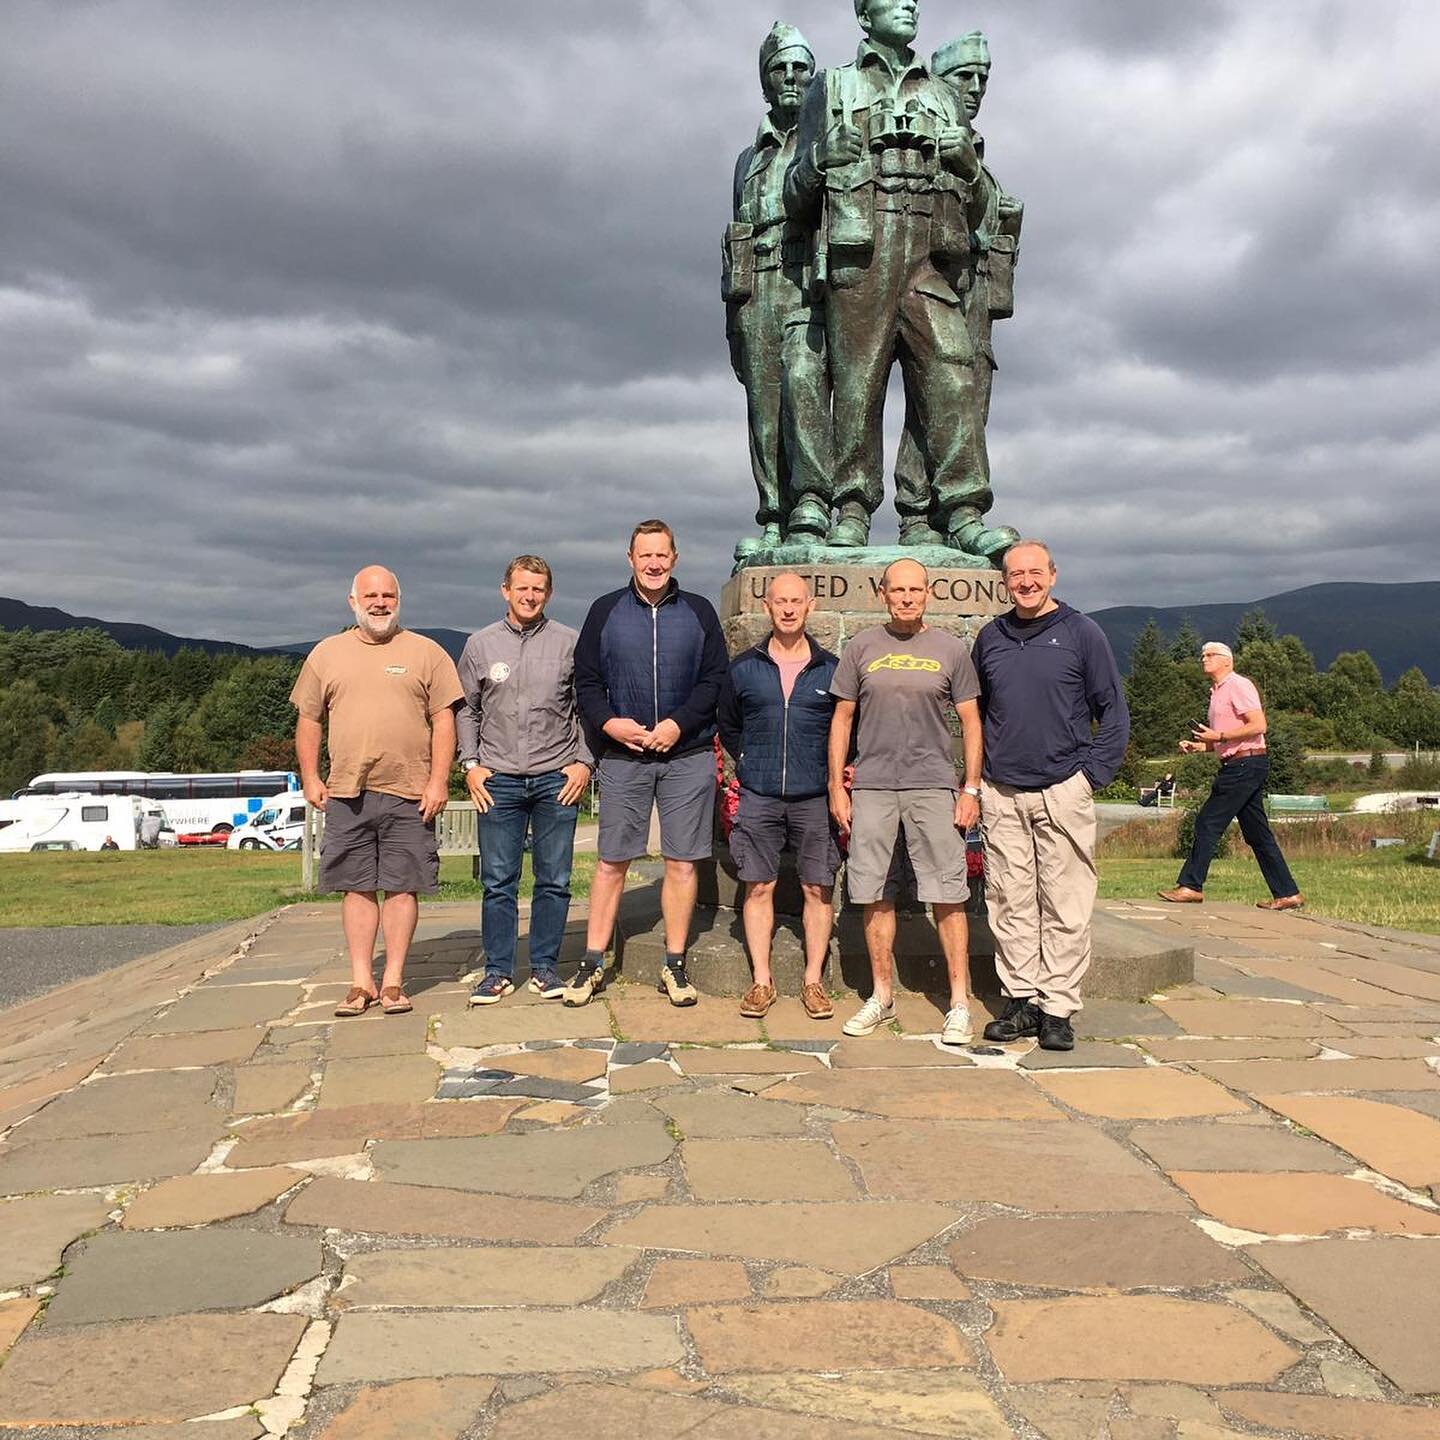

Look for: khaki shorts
[846,788,968,905]
[319,790,439,895]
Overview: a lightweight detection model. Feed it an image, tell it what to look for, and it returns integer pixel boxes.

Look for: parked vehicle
[16,770,298,842]
[226,793,308,851]
[0,793,165,852]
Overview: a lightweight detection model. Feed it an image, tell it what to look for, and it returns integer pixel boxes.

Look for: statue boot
[734,523,783,564]
[785,496,830,541]
[827,501,871,548]
[946,510,1020,560]
[898,517,945,546]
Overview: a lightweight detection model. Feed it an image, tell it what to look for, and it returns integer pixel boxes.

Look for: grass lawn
[1099,850,1440,935]
[0,850,598,927]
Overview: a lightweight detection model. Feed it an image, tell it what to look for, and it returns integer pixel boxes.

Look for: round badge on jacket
[489,662,511,683]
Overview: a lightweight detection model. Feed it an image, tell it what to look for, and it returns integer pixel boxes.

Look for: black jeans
[1177,755,1299,897]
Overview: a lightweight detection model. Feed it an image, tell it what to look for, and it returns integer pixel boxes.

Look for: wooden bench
[1267,794,1329,816]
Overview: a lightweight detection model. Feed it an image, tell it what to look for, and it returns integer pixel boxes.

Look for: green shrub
[1396,756,1440,789]
[1368,748,1388,779]
[1175,805,1228,861]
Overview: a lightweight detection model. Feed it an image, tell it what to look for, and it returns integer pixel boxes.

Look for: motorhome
[226,793,309,851]
[0,793,164,852]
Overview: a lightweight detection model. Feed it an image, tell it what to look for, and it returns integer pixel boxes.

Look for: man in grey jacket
[458,556,594,1005]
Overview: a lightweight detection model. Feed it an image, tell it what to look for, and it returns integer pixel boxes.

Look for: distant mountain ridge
[1088,582,1440,685]
[5,582,1437,682]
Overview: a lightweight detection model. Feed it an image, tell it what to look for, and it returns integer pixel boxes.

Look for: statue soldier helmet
[759,21,814,82]
[934,31,991,75]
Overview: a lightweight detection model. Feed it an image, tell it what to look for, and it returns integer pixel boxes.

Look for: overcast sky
[3,0,1437,644]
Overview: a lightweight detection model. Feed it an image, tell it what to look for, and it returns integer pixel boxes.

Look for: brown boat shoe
[801,982,834,1020]
[739,982,776,1018]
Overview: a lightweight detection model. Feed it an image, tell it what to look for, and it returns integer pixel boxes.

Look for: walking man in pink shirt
[1158,641,1304,911]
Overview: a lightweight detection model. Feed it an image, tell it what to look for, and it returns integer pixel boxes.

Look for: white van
[226,792,309,851]
[0,793,158,852]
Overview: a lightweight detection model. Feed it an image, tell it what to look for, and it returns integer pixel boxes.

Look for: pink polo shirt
[1209,672,1266,759]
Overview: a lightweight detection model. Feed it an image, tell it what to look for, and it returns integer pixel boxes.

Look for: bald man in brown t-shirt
[291,564,463,1017]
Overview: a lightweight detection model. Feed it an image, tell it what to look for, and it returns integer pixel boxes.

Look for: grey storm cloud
[1,0,1437,640]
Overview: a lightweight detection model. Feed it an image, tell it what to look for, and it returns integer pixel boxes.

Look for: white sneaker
[941,1004,974,1046]
[842,995,897,1037]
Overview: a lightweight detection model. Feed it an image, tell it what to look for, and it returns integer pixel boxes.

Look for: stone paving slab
[1328,1035,1440,1057]
[948,1214,1253,1291]
[314,1376,497,1439]
[284,1176,604,1243]
[324,1012,432,1057]
[984,1295,1299,1384]
[143,984,305,1034]
[13,1067,221,1140]
[681,1138,858,1200]
[0,1124,221,1193]
[231,1059,314,1114]
[1192,1056,1440,1095]
[1073,999,1183,1039]
[1154,999,1340,1037]
[657,1089,809,1137]
[0,1297,40,1357]
[1252,1238,1440,1393]
[493,1045,613,1082]
[1030,1068,1251,1119]
[104,1026,267,1072]
[317,1310,683,1384]
[609,1060,685,1093]
[0,1311,307,1424]
[0,1053,104,1129]
[828,1035,974,1069]
[1169,1170,1440,1235]
[837,1119,1191,1211]
[764,1067,1064,1120]
[672,1046,823,1075]
[317,1053,442,1109]
[724,1370,1011,1439]
[1217,1391,1440,1439]
[372,1115,674,1197]
[338,1246,634,1308]
[436,1005,615,1045]
[1258,1092,1440,1187]
[45,1227,324,1324]
[121,1167,299,1228]
[688,1299,973,1374]
[1127,1118,1353,1173]
[1140,1037,1322,1062]
[608,991,766,1044]
[641,1258,752,1308]
[1017,1040,1150,1069]
[604,1201,958,1271]
[0,1191,112,1286]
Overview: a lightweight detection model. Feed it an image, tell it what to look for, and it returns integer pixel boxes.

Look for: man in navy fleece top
[568,519,729,1007]
[970,540,1129,1051]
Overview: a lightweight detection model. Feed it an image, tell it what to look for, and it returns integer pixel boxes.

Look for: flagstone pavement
[2,898,1439,1438]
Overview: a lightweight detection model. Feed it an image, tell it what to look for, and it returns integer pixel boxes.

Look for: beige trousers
[980,770,1097,1018]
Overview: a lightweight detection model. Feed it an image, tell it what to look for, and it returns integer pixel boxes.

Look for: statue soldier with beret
[784,0,1017,557]
[892,30,1024,550]
[725,22,834,562]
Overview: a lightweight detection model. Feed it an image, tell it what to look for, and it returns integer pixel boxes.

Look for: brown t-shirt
[830,624,980,790]
[290,629,464,801]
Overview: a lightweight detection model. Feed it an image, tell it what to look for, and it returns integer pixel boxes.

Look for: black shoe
[983,997,1042,1043]
[1038,1013,1075,1051]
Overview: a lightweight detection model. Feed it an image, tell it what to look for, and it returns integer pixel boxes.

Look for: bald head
[762,571,815,643]
[349,565,402,641]
[880,557,929,630]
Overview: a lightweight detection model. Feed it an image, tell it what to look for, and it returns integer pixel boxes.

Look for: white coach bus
[15,770,298,843]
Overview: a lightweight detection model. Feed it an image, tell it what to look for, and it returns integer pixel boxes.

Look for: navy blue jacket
[575,579,728,760]
[717,636,838,799]
[971,602,1130,789]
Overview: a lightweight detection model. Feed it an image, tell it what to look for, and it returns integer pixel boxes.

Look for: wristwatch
[962,785,981,797]
[462,760,479,773]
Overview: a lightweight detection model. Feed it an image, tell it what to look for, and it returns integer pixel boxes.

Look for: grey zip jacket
[456,616,594,776]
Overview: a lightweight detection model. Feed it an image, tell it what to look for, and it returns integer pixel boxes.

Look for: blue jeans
[477,771,579,978]
[1177,755,1298,897]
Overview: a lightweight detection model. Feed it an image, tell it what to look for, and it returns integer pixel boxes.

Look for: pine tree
[1125,621,1193,756]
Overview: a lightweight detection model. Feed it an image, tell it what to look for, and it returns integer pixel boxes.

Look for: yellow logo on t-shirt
[866,653,942,673]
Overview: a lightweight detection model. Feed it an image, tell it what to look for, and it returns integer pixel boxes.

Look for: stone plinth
[614,878,1192,1002]
[719,563,1009,655]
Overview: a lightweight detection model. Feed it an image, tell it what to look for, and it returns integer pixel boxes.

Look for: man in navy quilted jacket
[570,520,729,1007]
[718,574,841,1021]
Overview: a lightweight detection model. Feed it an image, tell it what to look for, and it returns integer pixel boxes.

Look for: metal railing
[301,800,481,891]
